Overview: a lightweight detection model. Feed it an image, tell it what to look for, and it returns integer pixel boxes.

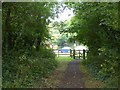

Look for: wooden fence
[70,49,88,59]
[54,49,88,59]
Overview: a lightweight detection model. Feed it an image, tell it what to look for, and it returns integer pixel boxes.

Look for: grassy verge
[33,56,73,88]
[79,60,105,88]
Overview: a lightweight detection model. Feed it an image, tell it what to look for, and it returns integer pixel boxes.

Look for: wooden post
[70,49,72,57]
[79,50,80,59]
[73,49,75,59]
[58,49,59,56]
[83,49,85,59]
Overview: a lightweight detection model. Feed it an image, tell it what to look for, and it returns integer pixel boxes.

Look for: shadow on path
[59,60,85,88]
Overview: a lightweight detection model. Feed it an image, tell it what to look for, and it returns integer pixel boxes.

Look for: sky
[51,5,74,22]
[55,8,74,22]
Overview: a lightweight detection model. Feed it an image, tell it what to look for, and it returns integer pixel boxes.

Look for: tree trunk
[5,8,13,50]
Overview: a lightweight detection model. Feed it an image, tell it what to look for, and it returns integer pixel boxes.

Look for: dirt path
[59,60,85,88]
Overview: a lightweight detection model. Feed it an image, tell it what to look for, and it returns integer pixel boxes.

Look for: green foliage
[2,2,58,88]
[52,20,75,48]
[57,35,68,48]
[65,2,119,88]
[3,48,57,88]
[2,2,58,51]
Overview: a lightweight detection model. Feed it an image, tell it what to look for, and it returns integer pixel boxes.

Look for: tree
[2,2,58,87]
[64,2,119,87]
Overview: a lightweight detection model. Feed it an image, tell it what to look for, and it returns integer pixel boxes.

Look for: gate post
[79,50,80,59]
[73,49,75,59]
[70,49,72,57]
[58,49,59,56]
[83,49,85,59]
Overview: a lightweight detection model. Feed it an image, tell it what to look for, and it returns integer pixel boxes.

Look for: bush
[82,54,106,74]
[2,48,57,88]
[82,52,119,88]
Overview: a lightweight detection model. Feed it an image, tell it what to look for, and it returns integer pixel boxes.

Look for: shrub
[82,52,119,88]
[2,48,57,88]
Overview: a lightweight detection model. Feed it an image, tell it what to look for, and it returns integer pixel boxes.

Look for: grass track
[33,56,73,88]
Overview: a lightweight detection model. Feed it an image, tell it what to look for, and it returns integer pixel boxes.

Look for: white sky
[52,6,74,22]
[56,8,74,22]
[57,0,63,2]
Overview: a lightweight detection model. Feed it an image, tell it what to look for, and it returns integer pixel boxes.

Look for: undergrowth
[81,55,119,88]
[2,48,57,88]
